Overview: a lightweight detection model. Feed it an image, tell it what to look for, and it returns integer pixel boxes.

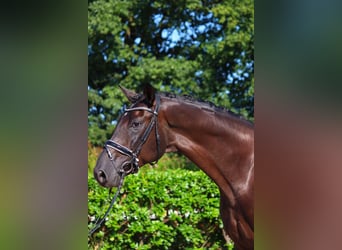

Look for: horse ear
[119,85,142,103]
[143,83,156,107]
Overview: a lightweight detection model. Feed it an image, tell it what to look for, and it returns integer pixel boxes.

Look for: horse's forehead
[117,103,149,125]
[130,101,148,109]
[115,114,130,131]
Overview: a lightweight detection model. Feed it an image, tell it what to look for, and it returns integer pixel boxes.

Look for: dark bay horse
[94,84,254,249]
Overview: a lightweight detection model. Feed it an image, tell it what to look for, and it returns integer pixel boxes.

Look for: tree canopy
[88,0,254,146]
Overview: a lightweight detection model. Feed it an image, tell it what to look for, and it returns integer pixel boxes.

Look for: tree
[88,0,254,146]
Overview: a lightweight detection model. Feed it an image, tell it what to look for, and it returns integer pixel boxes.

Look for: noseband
[104,94,161,175]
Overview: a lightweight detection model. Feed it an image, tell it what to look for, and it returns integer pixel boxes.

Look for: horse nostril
[97,170,107,184]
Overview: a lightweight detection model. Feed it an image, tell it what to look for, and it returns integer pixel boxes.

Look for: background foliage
[88,0,254,146]
[88,158,232,249]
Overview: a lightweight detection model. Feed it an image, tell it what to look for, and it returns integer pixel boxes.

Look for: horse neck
[162,96,254,196]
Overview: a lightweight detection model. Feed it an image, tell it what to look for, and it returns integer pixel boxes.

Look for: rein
[88,95,161,236]
[88,172,125,236]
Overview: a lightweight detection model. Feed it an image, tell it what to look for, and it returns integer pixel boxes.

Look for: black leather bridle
[88,95,161,236]
[104,94,161,176]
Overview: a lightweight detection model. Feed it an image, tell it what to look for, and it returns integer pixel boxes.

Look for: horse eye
[132,121,141,128]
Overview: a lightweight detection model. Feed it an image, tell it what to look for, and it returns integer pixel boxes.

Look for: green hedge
[88,167,233,249]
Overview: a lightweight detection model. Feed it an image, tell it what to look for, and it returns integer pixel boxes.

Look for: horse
[94,84,254,249]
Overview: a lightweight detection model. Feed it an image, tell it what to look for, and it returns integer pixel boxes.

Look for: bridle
[89,94,161,236]
[104,94,161,175]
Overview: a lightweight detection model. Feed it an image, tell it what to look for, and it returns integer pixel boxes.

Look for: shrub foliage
[88,165,232,249]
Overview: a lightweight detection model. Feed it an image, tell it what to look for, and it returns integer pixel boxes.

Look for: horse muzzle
[94,168,122,187]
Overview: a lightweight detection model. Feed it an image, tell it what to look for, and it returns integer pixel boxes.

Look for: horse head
[93,84,168,187]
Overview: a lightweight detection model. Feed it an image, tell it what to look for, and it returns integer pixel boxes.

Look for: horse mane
[159,91,250,123]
